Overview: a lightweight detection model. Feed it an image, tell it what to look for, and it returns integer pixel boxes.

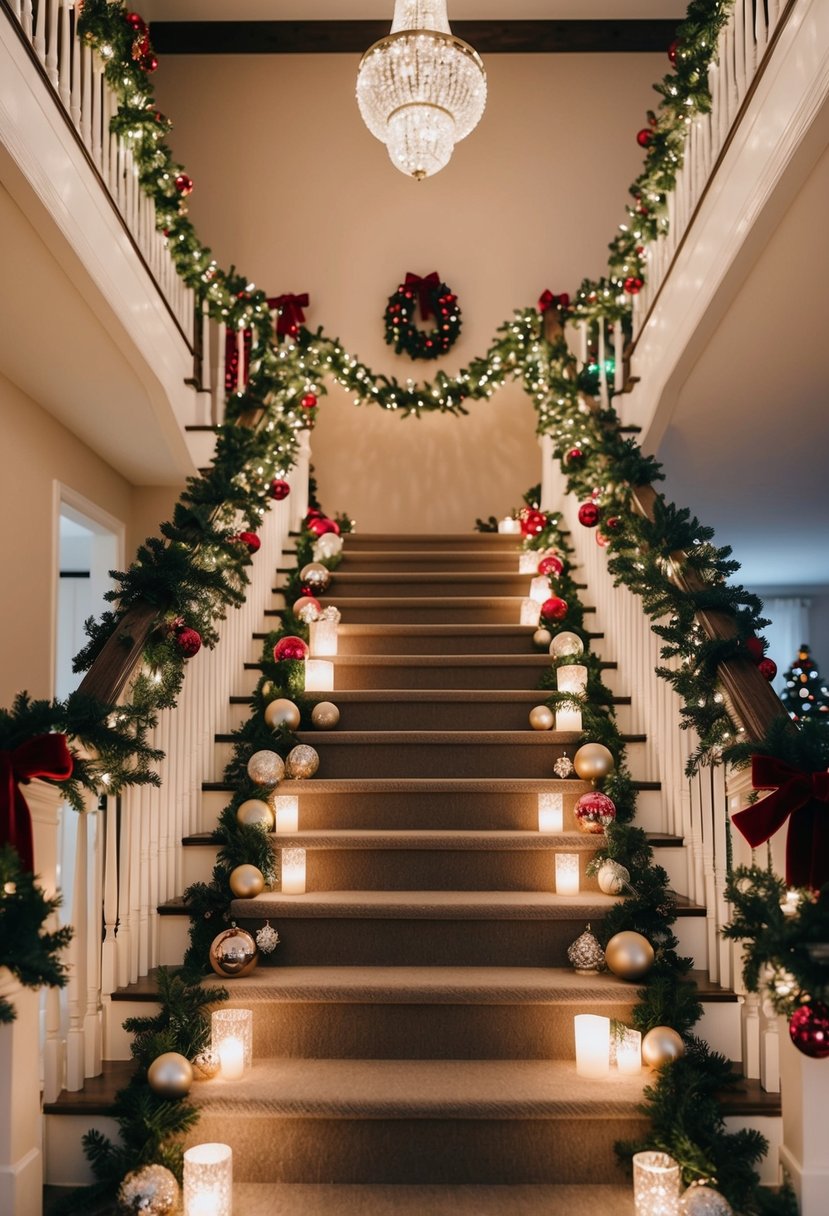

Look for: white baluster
[22,1,34,39]
[84,806,103,1076]
[612,319,623,394]
[33,0,47,64]
[217,324,228,423]
[101,796,119,1000]
[46,0,60,85]
[70,5,81,129]
[116,792,133,991]
[597,320,609,408]
[58,0,72,108]
[577,319,588,367]
[236,327,245,391]
[64,807,87,1090]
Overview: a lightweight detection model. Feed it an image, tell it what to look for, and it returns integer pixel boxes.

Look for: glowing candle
[211,1008,253,1079]
[498,517,521,534]
[217,1037,244,1081]
[282,847,306,894]
[309,618,338,656]
[555,706,583,732]
[519,551,542,574]
[304,659,334,691]
[574,1014,611,1078]
[556,664,588,696]
[538,792,564,832]
[555,853,580,895]
[273,795,299,834]
[520,598,541,627]
[616,1026,642,1075]
[183,1143,232,1216]
[529,576,550,604]
[632,1151,681,1215]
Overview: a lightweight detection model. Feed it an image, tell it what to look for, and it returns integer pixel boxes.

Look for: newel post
[779,1018,829,1213]
[0,973,43,1215]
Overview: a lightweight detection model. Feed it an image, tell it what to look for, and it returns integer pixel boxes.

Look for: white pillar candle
[555,707,583,732]
[555,853,580,895]
[498,517,521,534]
[519,551,540,574]
[217,1036,244,1081]
[556,664,588,696]
[616,1026,642,1075]
[574,1014,611,1078]
[309,618,338,656]
[282,847,306,894]
[632,1151,681,1216]
[538,792,564,832]
[211,1008,253,1079]
[183,1142,233,1216]
[520,598,541,627]
[529,575,550,604]
[273,795,299,834]
[304,659,334,691]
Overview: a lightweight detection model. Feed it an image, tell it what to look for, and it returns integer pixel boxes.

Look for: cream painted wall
[155,51,663,530]
[0,372,133,705]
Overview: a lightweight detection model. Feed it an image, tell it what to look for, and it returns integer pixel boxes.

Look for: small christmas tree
[779,644,829,722]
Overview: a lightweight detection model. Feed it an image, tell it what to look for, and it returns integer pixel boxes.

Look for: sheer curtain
[761,597,811,695]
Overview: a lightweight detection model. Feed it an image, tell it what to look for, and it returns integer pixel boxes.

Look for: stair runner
[184,530,667,1213]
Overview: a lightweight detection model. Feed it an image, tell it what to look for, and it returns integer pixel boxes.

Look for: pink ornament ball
[541,596,568,622]
[574,791,617,834]
[273,635,309,663]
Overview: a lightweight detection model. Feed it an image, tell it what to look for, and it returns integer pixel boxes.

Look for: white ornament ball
[264,698,301,731]
[311,701,340,729]
[533,628,553,649]
[246,749,285,786]
[313,532,343,561]
[236,798,274,830]
[529,705,555,731]
[549,631,584,659]
[285,743,319,780]
[679,1186,734,1216]
[597,859,631,895]
[147,1051,193,1099]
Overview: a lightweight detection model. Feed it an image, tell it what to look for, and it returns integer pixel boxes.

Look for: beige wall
[156,51,662,530]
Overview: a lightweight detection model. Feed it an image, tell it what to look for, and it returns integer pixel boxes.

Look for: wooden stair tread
[202,777,662,792]
[181,829,651,851]
[215,730,645,745]
[231,690,631,705]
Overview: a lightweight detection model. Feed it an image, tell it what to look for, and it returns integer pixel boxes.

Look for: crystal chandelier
[356,1,487,181]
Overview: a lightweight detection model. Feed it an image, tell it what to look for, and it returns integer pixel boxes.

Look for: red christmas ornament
[519,507,547,537]
[307,516,339,537]
[175,627,201,658]
[789,1002,829,1059]
[541,597,568,623]
[538,554,564,577]
[235,531,260,553]
[623,277,644,295]
[668,39,679,65]
[273,635,309,663]
[565,447,584,466]
[744,636,766,663]
[270,479,290,501]
[636,128,653,148]
[574,791,617,834]
[174,173,193,196]
[125,12,147,33]
[759,658,778,682]
[578,502,601,528]
[141,53,158,72]
[301,393,318,409]
[605,516,621,532]
[305,508,323,520]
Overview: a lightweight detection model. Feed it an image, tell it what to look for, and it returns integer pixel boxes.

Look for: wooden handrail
[75,601,161,707]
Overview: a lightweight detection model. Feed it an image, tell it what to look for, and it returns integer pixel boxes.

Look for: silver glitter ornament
[679,1185,734,1216]
[567,923,606,972]
[285,743,320,779]
[553,753,574,778]
[191,1047,221,1080]
[256,921,281,954]
[117,1163,179,1215]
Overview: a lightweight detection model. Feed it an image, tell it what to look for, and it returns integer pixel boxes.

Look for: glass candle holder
[498,517,521,534]
[632,1150,681,1215]
[556,664,588,695]
[272,794,299,834]
[538,792,564,832]
[529,575,550,604]
[281,847,307,894]
[555,705,583,732]
[519,551,541,574]
[520,598,541,627]
[211,1008,253,1080]
[555,853,580,895]
[616,1026,642,1075]
[183,1142,233,1216]
[574,1013,610,1078]
[309,618,338,657]
[304,659,334,691]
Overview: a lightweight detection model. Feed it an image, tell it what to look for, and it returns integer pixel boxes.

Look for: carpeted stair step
[341,533,526,552]
[311,597,595,626]
[185,1056,649,1184]
[326,549,529,573]
[258,622,606,657]
[316,572,585,599]
[253,654,570,692]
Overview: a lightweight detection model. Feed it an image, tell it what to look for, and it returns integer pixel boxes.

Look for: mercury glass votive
[304,659,334,691]
[519,551,541,574]
[211,1008,253,1080]
[632,1151,681,1215]
[272,794,299,834]
[309,617,338,656]
[498,517,521,534]
[574,1013,611,1078]
[183,1142,233,1216]
[555,853,580,895]
[529,575,550,604]
[538,792,564,832]
[556,664,588,696]
[281,847,307,894]
[520,597,541,627]
[616,1026,642,1075]
[555,705,583,732]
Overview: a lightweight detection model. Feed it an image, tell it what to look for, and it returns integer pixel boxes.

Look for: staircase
[49,530,752,1214]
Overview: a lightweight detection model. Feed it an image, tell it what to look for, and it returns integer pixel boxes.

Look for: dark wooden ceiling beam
[150,19,681,56]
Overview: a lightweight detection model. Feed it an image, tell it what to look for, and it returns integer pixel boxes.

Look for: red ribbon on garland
[732,755,829,890]
[537,289,570,314]
[0,735,74,871]
[273,293,309,339]
[404,272,441,321]
[224,295,292,391]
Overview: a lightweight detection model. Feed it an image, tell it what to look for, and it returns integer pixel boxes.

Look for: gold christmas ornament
[605,930,655,981]
[299,561,331,593]
[573,742,615,782]
[679,1184,734,1216]
[236,799,274,831]
[229,863,265,899]
[533,627,552,649]
[191,1047,221,1080]
[264,697,301,731]
[117,1163,180,1215]
[529,705,554,731]
[209,924,259,977]
[311,700,340,729]
[147,1051,193,1099]
[285,743,320,779]
[642,1025,685,1069]
[261,680,274,697]
[597,859,631,895]
[246,749,285,786]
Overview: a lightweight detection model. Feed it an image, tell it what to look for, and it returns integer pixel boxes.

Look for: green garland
[0,844,73,1023]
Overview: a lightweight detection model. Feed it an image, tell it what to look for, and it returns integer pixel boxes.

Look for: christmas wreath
[383,272,462,360]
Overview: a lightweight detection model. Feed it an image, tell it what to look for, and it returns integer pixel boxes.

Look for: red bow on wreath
[404,272,441,321]
[732,754,829,890]
[0,734,74,871]
[537,290,570,314]
[273,293,309,339]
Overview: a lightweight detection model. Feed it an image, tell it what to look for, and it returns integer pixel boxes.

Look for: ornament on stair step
[549,631,584,659]
[147,1051,193,1098]
[679,1183,734,1216]
[270,478,291,500]
[191,1047,221,1081]
[229,863,266,899]
[573,742,615,782]
[264,697,301,731]
[574,791,616,833]
[299,561,331,593]
[605,930,655,981]
[236,798,275,831]
[537,553,564,577]
[209,923,259,977]
[273,635,309,663]
[175,625,202,658]
[788,1000,829,1058]
[285,743,320,779]
[117,1163,180,1215]
[641,1024,685,1068]
[533,627,552,649]
[567,923,606,972]
[246,750,285,787]
[255,920,280,954]
[529,705,554,731]
[541,596,568,622]
[597,858,631,895]
[293,595,321,623]
[311,701,340,730]
[553,752,574,778]
[313,532,344,561]
[577,501,601,528]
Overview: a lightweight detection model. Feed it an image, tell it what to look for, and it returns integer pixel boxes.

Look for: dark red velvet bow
[732,754,829,890]
[537,290,570,314]
[0,734,73,871]
[273,293,309,338]
[404,272,441,321]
